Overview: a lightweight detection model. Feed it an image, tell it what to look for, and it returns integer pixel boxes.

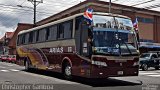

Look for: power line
[0,8,51,16]
[131,0,155,6]
[145,3,160,9]
[0,3,53,15]
[19,0,27,6]
[43,0,77,5]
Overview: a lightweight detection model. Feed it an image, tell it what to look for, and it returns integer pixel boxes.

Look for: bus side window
[17,35,20,45]
[32,31,37,43]
[48,25,57,40]
[29,32,33,43]
[64,20,73,39]
[36,29,46,42]
[46,27,50,41]
[19,35,23,45]
[24,33,29,44]
[36,30,39,42]
[22,34,25,44]
[58,24,64,39]
[38,29,46,42]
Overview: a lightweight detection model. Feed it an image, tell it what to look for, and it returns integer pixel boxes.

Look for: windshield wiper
[120,39,132,55]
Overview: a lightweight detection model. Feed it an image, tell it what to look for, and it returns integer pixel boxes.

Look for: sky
[0,0,160,38]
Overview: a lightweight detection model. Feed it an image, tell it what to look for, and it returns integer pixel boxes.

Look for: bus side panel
[58,54,92,78]
[44,52,92,78]
[17,46,49,69]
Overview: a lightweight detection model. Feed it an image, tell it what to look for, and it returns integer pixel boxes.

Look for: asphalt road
[0,61,160,90]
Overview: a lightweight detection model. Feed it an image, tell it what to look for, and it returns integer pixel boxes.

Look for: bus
[16,12,139,79]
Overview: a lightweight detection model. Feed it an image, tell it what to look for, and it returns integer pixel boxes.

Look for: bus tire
[142,64,148,71]
[63,62,72,80]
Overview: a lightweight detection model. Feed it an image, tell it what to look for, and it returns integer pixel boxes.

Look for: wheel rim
[144,64,148,70]
[65,66,71,76]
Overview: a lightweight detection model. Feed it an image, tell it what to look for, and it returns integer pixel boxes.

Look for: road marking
[0,70,9,72]
[147,75,160,77]
[156,71,160,73]
[139,71,160,77]
[139,72,159,75]
[0,62,14,66]
[9,69,20,72]
[6,64,14,66]
[0,66,6,68]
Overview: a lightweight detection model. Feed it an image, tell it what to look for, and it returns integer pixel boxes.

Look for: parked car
[139,52,160,71]
[7,55,16,63]
[1,55,9,62]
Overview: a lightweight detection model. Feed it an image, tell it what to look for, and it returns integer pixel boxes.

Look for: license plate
[118,71,123,75]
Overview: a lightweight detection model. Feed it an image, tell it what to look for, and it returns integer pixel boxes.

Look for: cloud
[0,13,20,28]
[0,23,14,38]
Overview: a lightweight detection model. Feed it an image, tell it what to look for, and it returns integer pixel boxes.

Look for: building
[8,23,33,55]
[36,0,160,43]
[0,23,33,55]
[0,32,14,55]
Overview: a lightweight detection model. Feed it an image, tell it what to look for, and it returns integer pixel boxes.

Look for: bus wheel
[63,62,72,79]
[142,64,148,71]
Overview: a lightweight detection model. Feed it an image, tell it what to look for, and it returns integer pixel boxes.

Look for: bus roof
[18,12,131,35]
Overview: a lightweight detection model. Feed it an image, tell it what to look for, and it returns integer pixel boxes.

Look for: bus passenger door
[75,17,92,58]
[81,24,92,57]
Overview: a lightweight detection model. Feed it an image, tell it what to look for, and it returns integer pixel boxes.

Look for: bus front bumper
[89,66,139,78]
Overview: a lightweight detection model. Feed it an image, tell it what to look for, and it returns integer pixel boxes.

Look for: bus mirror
[87,38,93,46]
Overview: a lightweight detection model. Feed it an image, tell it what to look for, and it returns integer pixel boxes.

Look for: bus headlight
[133,61,139,66]
[92,61,107,67]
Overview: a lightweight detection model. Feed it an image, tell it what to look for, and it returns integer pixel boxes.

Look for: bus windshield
[92,15,138,55]
[93,15,133,30]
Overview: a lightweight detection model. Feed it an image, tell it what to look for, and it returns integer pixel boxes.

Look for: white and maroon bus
[16,12,139,79]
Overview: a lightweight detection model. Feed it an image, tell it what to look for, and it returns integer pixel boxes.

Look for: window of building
[145,18,154,23]
[137,16,154,23]
[137,17,144,22]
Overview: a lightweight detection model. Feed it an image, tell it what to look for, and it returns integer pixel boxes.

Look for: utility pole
[34,0,36,26]
[28,0,43,26]
[109,0,111,13]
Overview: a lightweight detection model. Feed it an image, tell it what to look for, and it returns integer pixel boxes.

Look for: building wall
[8,23,33,55]
[135,13,154,42]
[0,42,3,55]
[154,16,160,43]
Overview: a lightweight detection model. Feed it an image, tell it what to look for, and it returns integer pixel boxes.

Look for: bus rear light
[92,60,107,67]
